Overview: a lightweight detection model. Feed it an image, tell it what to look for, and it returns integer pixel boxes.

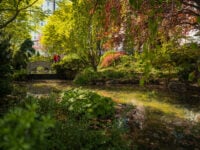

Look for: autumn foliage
[100,51,126,68]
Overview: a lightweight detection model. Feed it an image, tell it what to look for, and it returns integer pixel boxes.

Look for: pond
[14,80,200,148]
[17,80,200,122]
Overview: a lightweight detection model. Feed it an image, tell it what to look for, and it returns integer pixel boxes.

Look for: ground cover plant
[0,89,131,150]
[2,81,200,149]
[61,88,115,119]
[0,0,200,149]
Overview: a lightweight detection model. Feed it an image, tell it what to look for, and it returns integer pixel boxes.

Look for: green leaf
[198,79,200,86]
[188,71,195,81]
[129,0,143,10]
[129,0,134,5]
[139,77,145,86]
[197,16,200,23]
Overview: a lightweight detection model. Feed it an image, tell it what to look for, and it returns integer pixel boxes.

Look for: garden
[0,0,200,149]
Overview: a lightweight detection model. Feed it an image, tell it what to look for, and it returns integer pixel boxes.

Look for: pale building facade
[31,0,56,55]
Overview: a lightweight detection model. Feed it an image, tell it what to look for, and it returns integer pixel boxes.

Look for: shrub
[73,68,101,85]
[0,103,55,150]
[52,54,83,79]
[19,95,59,118]
[100,51,126,68]
[0,79,12,97]
[61,88,115,119]
[12,69,28,81]
[99,50,116,63]
[0,36,13,98]
[1,90,131,149]
[101,68,125,79]
[48,118,130,150]
[74,67,138,85]
[47,89,130,150]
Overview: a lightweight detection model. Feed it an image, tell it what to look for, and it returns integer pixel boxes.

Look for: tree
[41,1,74,54]
[42,0,200,84]
[12,39,35,70]
[0,33,12,97]
[0,0,43,30]
[0,0,45,97]
[42,0,107,70]
[70,0,106,70]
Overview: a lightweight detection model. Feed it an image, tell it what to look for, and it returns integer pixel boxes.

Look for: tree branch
[0,0,39,29]
[180,0,200,11]
[0,8,18,11]
[19,0,39,11]
[179,8,200,17]
[0,10,20,29]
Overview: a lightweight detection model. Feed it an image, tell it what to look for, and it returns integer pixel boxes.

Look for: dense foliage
[0,89,130,150]
[0,34,13,97]
[0,103,54,150]
[0,0,46,98]
[61,88,115,119]
[74,67,139,85]
[100,51,125,68]
[12,39,36,70]
[52,54,83,79]
[41,0,200,86]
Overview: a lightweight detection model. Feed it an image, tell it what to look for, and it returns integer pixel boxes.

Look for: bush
[48,117,130,150]
[17,93,130,149]
[1,89,131,149]
[73,68,101,85]
[74,67,138,85]
[0,103,55,150]
[0,79,12,97]
[12,69,28,81]
[100,51,126,68]
[52,54,83,79]
[61,88,115,119]
[0,36,13,98]
[101,69,125,79]
[46,89,130,150]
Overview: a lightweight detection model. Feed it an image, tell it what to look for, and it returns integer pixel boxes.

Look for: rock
[115,103,146,129]
[127,105,146,129]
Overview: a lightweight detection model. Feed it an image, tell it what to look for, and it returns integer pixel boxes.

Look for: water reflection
[15,80,200,122]
[16,80,70,97]
[27,84,52,94]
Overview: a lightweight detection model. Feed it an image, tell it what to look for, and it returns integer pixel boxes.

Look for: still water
[18,80,200,123]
